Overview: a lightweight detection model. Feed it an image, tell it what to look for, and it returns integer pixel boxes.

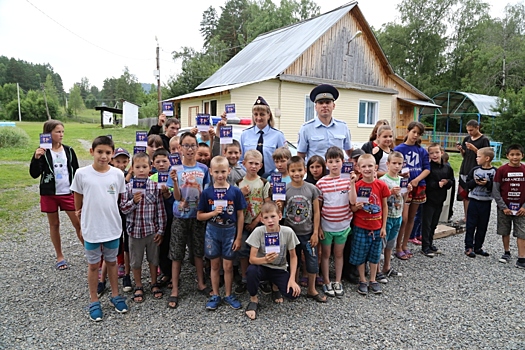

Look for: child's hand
[75,209,82,219]
[133,192,143,204]
[214,205,224,215]
[245,220,258,232]
[232,238,242,251]
[503,208,513,215]
[265,252,278,263]
[410,179,420,188]
[169,169,178,182]
[350,172,358,182]
[178,200,186,211]
[34,148,46,159]
[391,186,401,195]
[318,228,325,240]
[276,200,284,212]
[439,179,448,188]
[208,126,216,139]
[160,185,170,195]
[310,233,318,248]
[517,207,525,216]
[154,234,163,246]
[190,127,198,135]
[407,183,413,193]
[354,202,364,210]
[288,280,301,297]
[475,179,487,186]
[380,228,386,238]
[241,185,251,196]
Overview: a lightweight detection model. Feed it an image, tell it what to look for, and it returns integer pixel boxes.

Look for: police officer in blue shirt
[240,96,286,176]
[297,84,353,160]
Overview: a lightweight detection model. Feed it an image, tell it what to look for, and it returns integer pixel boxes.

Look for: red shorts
[40,194,75,213]
[406,185,426,204]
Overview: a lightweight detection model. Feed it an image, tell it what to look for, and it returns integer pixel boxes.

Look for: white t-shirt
[70,165,125,243]
[50,149,70,195]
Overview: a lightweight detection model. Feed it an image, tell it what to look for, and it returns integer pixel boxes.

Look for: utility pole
[41,83,51,120]
[155,37,162,116]
[16,83,21,122]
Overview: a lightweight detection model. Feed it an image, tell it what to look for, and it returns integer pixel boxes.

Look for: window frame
[304,94,315,122]
[357,99,379,127]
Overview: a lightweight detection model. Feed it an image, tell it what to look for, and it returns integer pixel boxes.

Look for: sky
[0,0,512,91]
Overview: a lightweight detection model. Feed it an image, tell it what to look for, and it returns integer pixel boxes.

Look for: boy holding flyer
[197,156,247,311]
[244,202,301,320]
[350,154,390,295]
[492,144,525,268]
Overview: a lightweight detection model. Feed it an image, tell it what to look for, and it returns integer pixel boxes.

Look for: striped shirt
[316,176,353,232]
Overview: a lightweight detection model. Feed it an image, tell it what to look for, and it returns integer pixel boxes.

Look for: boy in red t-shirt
[492,144,525,268]
[349,154,390,295]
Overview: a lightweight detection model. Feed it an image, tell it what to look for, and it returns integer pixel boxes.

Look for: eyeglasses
[181,144,197,149]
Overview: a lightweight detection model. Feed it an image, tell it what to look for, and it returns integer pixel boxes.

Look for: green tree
[69,84,85,116]
[44,74,60,106]
[493,87,525,149]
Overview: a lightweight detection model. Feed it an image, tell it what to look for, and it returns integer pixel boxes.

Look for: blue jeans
[295,233,319,274]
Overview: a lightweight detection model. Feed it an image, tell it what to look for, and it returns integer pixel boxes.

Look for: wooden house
[164,1,440,144]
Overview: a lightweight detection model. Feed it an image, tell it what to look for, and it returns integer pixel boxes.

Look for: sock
[518,258,525,264]
[505,250,511,256]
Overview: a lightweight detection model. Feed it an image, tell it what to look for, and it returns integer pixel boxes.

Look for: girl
[306,155,326,185]
[393,121,430,260]
[29,119,82,270]
[147,134,164,174]
[361,119,390,154]
[371,125,393,178]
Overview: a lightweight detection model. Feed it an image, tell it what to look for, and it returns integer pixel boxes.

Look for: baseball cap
[113,147,130,158]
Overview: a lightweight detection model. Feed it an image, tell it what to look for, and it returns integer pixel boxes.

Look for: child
[29,119,82,270]
[393,121,430,260]
[149,149,175,287]
[349,154,390,295]
[464,147,497,257]
[244,202,302,320]
[421,143,454,257]
[70,136,128,321]
[235,150,271,294]
[282,156,325,302]
[147,134,164,168]
[305,155,326,185]
[268,147,292,184]
[120,152,167,302]
[378,151,410,282]
[492,144,525,267]
[169,136,181,154]
[224,140,246,186]
[371,125,393,178]
[166,132,211,309]
[197,156,247,310]
[316,147,357,297]
[196,142,212,167]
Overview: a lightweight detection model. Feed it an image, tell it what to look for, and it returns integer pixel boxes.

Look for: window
[203,100,218,116]
[304,95,315,122]
[358,100,378,126]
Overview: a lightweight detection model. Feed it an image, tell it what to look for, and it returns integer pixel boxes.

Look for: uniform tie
[257,130,264,176]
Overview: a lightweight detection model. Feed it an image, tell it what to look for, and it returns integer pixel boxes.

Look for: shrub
[0,126,30,148]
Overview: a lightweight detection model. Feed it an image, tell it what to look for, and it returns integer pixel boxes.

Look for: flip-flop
[272,290,283,304]
[299,277,308,287]
[245,301,258,320]
[395,251,409,260]
[197,286,213,296]
[306,293,327,303]
[56,260,68,270]
[315,276,324,286]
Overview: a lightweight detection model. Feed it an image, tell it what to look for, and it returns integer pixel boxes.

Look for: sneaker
[118,264,125,278]
[429,245,442,254]
[110,295,129,314]
[474,249,490,257]
[322,283,335,297]
[499,253,511,263]
[97,281,106,298]
[408,238,422,245]
[516,261,525,269]
[465,249,476,258]
[205,295,221,311]
[376,272,388,284]
[235,282,247,295]
[385,268,402,277]
[421,249,435,258]
[259,281,272,295]
[369,281,382,294]
[332,282,344,297]
[357,282,368,295]
[122,275,132,293]
[223,295,242,309]
[89,301,103,322]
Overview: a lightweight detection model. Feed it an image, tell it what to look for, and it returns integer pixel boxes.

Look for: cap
[309,84,339,103]
[253,96,269,107]
[351,149,365,159]
[113,147,130,159]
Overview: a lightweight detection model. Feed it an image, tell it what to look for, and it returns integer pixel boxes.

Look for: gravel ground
[1,181,525,350]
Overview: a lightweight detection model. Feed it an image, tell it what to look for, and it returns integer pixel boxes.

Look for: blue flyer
[357,187,372,203]
[341,162,354,178]
[264,232,280,254]
[132,178,147,193]
[214,188,228,208]
[220,125,233,144]
[400,178,409,194]
[272,182,286,201]
[135,131,147,147]
[271,173,282,185]
[158,172,169,185]
[134,146,146,154]
[196,114,211,132]
[509,202,520,216]
[40,133,52,149]
[169,153,183,172]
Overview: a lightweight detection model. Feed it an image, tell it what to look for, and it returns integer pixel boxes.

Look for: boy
[244,202,302,320]
[492,144,525,267]
[267,147,292,184]
[224,140,246,186]
[282,156,325,302]
[120,152,166,303]
[166,132,211,309]
[464,147,497,257]
[196,142,212,167]
[421,143,454,257]
[316,147,357,297]
[149,149,175,287]
[197,156,247,310]
[235,150,271,293]
[349,154,390,295]
[71,136,128,322]
[378,151,411,282]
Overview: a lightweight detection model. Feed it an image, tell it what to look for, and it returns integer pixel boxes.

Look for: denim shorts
[384,216,402,249]
[84,238,119,265]
[205,223,237,260]
[295,233,319,274]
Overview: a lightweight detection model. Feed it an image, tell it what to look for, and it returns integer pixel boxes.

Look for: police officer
[297,84,352,160]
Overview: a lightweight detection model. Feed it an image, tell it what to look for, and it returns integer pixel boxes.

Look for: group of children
[31,116,525,322]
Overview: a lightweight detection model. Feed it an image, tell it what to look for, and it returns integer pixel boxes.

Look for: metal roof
[163,81,261,102]
[398,97,441,108]
[196,3,356,90]
[424,91,500,117]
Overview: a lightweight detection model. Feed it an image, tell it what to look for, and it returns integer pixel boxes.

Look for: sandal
[56,260,68,271]
[197,286,213,296]
[167,295,179,309]
[245,301,258,320]
[272,290,283,304]
[299,277,308,287]
[395,251,409,260]
[151,283,163,299]
[404,249,414,258]
[133,286,145,303]
[157,275,171,288]
[306,293,327,303]
[315,276,324,286]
